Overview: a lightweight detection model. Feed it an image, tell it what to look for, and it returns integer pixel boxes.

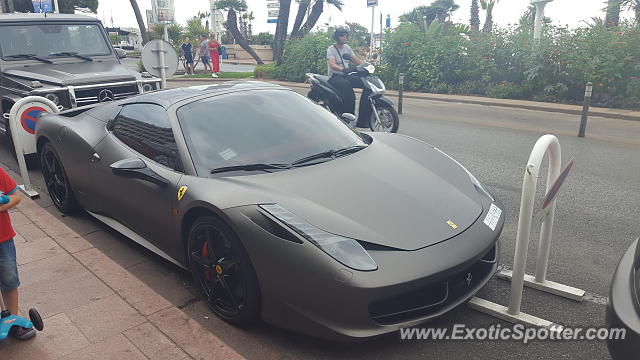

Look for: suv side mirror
[115,48,127,59]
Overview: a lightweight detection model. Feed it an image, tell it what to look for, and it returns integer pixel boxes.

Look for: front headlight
[260,204,378,271]
[142,83,155,93]
[44,93,60,105]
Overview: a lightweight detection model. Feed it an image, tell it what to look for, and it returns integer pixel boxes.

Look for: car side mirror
[342,53,352,61]
[110,158,169,187]
[115,48,127,59]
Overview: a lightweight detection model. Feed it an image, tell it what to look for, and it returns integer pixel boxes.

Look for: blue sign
[267,19,278,24]
[367,0,378,7]
[32,0,53,13]
[386,14,391,28]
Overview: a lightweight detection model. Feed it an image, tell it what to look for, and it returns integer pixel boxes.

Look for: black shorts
[185,56,194,64]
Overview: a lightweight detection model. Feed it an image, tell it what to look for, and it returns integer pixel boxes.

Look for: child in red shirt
[0,167,33,340]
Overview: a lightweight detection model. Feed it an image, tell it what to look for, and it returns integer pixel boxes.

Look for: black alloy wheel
[188,216,260,325]
[40,142,78,213]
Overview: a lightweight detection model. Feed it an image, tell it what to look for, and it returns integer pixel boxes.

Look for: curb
[166,78,640,121]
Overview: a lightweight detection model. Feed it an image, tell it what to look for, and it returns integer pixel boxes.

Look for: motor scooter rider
[327,25,373,128]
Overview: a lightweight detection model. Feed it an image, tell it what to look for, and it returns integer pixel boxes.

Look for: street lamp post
[531,0,554,42]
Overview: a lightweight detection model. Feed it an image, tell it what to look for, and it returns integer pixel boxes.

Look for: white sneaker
[212,73,218,78]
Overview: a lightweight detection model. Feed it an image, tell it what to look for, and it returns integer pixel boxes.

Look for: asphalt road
[1,81,639,359]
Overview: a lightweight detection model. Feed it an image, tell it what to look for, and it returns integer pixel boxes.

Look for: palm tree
[605,0,623,27]
[300,0,344,35]
[480,0,498,34]
[129,0,149,45]
[470,0,480,33]
[214,0,264,64]
[290,0,311,39]
[274,0,292,65]
[621,0,640,25]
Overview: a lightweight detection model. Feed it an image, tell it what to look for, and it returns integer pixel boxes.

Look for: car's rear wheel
[40,142,78,214]
[188,216,260,325]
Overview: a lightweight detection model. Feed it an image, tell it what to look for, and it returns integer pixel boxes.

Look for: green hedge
[274,21,640,109]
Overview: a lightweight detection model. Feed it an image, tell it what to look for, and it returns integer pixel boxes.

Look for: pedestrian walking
[208,33,221,78]
[181,37,194,75]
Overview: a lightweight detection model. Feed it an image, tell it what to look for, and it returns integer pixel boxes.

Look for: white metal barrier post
[469,134,584,329]
[5,96,60,198]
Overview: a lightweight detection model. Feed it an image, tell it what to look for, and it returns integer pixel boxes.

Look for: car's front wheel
[40,142,78,214]
[187,215,261,325]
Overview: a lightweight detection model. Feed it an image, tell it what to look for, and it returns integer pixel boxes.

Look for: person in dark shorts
[181,37,194,75]
[198,34,211,73]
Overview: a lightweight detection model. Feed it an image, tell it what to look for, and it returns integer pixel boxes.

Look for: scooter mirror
[340,113,356,125]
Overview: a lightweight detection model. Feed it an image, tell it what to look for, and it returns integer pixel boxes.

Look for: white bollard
[6,96,60,198]
[469,134,583,329]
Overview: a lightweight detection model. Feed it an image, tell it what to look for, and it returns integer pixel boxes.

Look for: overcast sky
[96,0,635,33]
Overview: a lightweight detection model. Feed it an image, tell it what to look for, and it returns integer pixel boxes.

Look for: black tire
[29,308,44,331]
[370,102,400,133]
[187,215,261,325]
[40,141,79,214]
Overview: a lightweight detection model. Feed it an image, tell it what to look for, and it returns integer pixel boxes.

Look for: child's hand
[0,191,9,205]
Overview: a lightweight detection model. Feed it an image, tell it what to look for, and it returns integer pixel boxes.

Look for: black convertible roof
[130,81,285,108]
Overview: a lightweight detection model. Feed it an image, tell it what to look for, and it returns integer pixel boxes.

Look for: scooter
[0,291,43,341]
[306,54,400,133]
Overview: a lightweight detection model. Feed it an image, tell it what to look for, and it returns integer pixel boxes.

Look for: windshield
[177,89,367,176]
[0,23,111,59]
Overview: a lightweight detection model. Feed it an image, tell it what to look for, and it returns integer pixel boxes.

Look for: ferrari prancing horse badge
[178,186,188,201]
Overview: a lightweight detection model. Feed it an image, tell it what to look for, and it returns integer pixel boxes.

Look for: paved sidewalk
[167,77,640,121]
[0,172,244,359]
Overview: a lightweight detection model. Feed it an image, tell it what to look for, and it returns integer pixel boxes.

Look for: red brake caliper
[202,242,212,282]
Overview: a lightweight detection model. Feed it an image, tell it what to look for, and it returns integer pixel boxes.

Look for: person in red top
[208,33,221,78]
[0,167,33,340]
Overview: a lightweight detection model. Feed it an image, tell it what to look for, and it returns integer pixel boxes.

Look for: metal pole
[158,27,167,89]
[398,73,404,115]
[578,82,593,138]
[53,0,59,13]
[370,5,375,61]
[534,145,562,283]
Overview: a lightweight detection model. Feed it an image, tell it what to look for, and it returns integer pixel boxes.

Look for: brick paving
[0,194,244,360]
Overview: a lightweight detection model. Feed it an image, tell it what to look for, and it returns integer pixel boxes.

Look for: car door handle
[91,153,101,162]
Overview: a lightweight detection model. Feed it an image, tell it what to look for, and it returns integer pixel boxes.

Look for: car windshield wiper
[291,145,368,167]
[4,54,53,64]
[49,51,93,61]
[210,163,291,175]
[333,145,368,157]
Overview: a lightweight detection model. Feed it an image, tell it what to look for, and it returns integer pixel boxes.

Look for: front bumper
[606,237,640,359]
[30,79,160,109]
[225,198,504,340]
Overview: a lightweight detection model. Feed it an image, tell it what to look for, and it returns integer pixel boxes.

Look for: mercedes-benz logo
[98,89,115,102]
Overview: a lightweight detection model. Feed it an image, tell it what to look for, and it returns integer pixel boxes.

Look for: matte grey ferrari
[35,82,504,340]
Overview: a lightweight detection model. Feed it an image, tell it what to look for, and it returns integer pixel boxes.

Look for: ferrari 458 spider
[36,82,504,340]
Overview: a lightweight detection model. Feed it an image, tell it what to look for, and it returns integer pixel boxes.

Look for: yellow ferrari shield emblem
[447,220,458,229]
[177,186,188,201]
